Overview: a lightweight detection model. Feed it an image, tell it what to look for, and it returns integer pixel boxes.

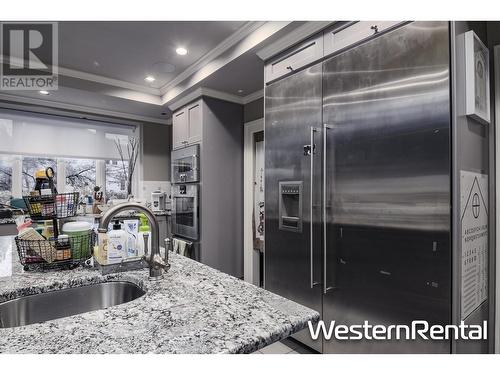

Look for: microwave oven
[171,144,200,184]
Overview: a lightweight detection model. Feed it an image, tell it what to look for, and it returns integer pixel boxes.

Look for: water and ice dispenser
[278,181,303,232]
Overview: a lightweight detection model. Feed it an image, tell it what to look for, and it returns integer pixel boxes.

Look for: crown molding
[159,21,266,95]
[167,88,201,111]
[256,21,334,61]
[168,87,236,111]
[0,93,170,125]
[161,22,290,106]
[168,87,264,111]
[0,101,143,127]
[57,66,161,96]
[242,89,263,104]
[0,55,161,96]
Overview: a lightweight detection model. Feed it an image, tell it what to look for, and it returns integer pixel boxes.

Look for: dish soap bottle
[107,220,127,264]
[136,214,151,257]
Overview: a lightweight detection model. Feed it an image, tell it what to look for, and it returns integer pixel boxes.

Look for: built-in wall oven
[171,144,200,184]
[171,183,199,240]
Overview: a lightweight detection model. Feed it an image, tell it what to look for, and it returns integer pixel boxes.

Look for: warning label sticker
[460,170,488,320]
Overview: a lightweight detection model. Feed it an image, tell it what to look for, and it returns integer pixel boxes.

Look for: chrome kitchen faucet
[98,202,170,280]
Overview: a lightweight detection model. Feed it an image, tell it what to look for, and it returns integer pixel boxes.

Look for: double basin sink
[0,281,145,329]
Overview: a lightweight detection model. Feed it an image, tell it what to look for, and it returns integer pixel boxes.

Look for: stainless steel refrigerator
[265,21,452,353]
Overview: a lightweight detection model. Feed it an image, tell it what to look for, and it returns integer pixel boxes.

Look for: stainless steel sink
[0,281,145,329]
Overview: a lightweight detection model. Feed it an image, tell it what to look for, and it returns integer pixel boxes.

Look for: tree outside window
[64,158,96,197]
[105,159,128,200]
[0,156,12,204]
[2,155,133,202]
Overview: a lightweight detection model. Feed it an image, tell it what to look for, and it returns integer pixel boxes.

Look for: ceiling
[200,51,264,97]
[0,21,314,124]
[58,21,246,89]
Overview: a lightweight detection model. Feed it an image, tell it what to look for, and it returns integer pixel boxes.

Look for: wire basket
[23,192,79,220]
[15,231,95,271]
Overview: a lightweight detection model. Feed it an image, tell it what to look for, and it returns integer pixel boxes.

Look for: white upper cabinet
[172,99,203,150]
[187,101,202,145]
[172,108,188,150]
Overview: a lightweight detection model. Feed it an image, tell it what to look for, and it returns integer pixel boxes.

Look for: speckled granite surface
[0,236,319,354]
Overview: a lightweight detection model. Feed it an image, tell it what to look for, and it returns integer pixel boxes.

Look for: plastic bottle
[107,220,127,264]
[97,232,108,265]
[136,223,151,257]
[123,219,139,257]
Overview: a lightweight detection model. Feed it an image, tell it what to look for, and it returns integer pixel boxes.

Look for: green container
[62,221,93,259]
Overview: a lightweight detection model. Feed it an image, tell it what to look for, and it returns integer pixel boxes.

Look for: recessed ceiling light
[237,89,244,94]
[145,75,156,83]
[176,47,188,56]
[39,90,50,95]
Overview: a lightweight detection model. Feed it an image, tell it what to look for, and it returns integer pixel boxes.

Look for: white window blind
[0,109,137,160]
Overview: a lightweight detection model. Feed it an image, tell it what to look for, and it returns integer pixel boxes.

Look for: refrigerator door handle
[310,126,320,289]
[323,124,335,294]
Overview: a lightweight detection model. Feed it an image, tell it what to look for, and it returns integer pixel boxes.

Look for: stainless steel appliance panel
[322,21,451,353]
[171,184,199,240]
[265,63,323,352]
[171,144,200,184]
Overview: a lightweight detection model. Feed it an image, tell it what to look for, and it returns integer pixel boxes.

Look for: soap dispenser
[107,220,127,264]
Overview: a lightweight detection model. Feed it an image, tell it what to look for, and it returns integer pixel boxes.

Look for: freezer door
[322,21,451,353]
[265,63,323,352]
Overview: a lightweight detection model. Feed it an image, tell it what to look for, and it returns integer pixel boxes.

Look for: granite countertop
[0,236,319,354]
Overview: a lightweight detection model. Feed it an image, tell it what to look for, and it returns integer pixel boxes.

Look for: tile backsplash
[140,180,171,202]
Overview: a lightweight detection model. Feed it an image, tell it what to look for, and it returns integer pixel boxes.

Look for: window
[64,158,96,197]
[3,155,133,202]
[22,156,56,194]
[0,109,139,202]
[0,156,13,204]
[105,159,129,200]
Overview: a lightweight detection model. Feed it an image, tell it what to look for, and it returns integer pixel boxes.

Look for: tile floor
[252,338,317,354]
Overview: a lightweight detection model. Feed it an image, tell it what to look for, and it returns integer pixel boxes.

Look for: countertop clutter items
[34,167,57,196]
[61,221,93,260]
[94,217,149,267]
[14,168,95,271]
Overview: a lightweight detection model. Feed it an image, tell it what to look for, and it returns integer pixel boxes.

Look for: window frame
[0,154,139,202]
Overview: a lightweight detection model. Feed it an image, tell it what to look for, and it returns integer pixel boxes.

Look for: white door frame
[243,118,264,285]
[494,45,500,354]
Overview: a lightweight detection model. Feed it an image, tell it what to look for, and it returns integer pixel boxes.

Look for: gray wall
[243,97,264,123]
[201,97,244,277]
[142,122,172,181]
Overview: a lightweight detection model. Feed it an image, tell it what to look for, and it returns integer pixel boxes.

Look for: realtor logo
[0,22,58,90]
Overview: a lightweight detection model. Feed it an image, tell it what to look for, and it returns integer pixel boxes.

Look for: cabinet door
[187,100,202,145]
[172,108,188,150]
[323,21,403,58]
[265,34,323,84]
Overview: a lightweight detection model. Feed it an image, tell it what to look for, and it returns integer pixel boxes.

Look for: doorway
[243,118,264,286]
